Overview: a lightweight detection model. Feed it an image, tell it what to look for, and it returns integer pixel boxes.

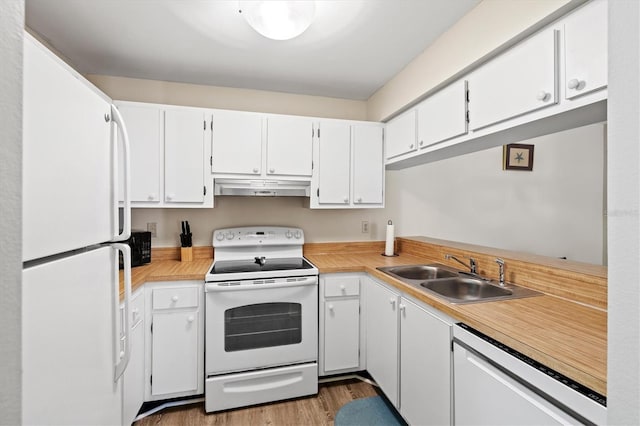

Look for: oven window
[224,302,302,352]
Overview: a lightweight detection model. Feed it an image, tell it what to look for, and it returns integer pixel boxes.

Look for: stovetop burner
[209,257,315,275]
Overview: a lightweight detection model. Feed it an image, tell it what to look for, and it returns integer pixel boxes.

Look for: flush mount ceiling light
[238,1,316,41]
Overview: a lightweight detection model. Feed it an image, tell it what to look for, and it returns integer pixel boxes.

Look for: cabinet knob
[356,197,362,203]
[389,298,396,309]
[343,197,349,203]
[269,168,275,173]
[536,91,550,102]
[409,144,414,149]
[253,168,259,173]
[328,304,334,312]
[172,295,179,302]
[166,194,174,201]
[148,193,156,201]
[568,78,582,90]
[399,304,406,313]
[340,284,346,291]
[119,350,125,359]
[419,140,424,146]
[187,315,195,323]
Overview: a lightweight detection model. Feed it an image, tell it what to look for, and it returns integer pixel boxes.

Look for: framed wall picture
[503,144,534,171]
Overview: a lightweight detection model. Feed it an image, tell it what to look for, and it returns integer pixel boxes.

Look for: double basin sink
[377,264,541,304]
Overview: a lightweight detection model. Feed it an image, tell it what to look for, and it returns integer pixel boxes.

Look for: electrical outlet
[147,222,157,238]
[361,221,369,233]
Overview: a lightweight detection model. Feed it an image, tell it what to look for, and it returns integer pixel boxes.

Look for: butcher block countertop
[121,238,607,397]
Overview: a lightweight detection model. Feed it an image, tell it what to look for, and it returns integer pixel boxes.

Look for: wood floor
[135,379,380,425]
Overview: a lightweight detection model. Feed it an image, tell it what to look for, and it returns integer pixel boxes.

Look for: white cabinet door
[318,121,351,204]
[22,247,122,425]
[564,0,607,99]
[23,35,115,261]
[385,109,416,160]
[117,103,161,203]
[352,125,384,205]
[211,110,262,175]
[266,116,313,176]
[400,298,451,426]
[324,298,360,372]
[453,342,575,425]
[151,310,200,396]
[164,109,205,203]
[469,28,557,130]
[417,80,468,148]
[365,280,399,407]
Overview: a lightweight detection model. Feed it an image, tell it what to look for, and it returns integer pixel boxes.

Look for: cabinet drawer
[152,287,199,310]
[324,276,360,297]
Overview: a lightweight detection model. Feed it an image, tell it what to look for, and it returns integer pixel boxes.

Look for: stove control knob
[225,232,234,240]
[216,232,225,241]
[294,230,302,239]
[285,230,293,239]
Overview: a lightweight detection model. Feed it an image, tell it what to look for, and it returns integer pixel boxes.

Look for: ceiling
[25,0,480,100]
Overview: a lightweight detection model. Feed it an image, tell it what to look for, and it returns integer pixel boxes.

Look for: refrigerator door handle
[113,243,131,382]
[111,104,131,241]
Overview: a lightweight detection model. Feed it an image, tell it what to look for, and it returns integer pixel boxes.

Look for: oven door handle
[205,276,318,292]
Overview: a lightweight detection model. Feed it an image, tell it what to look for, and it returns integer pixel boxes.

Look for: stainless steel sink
[377,264,458,281]
[377,264,542,304]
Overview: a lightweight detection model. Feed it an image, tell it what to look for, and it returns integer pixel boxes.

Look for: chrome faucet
[495,258,505,286]
[445,254,477,274]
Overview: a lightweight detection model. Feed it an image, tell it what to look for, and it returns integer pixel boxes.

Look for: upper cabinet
[266,116,314,177]
[116,101,213,208]
[385,110,416,160]
[164,109,206,204]
[386,1,607,169]
[417,79,468,148]
[563,0,608,99]
[311,121,384,209]
[210,110,262,175]
[352,125,384,205]
[468,28,558,131]
[117,104,161,203]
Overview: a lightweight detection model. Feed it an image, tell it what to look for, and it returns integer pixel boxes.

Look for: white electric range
[204,226,319,412]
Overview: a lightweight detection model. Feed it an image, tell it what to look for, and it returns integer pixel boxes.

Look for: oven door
[205,276,318,376]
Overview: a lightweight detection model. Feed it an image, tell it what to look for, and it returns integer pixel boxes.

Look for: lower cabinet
[319,274,363,375]
[400,298,452,426]
[122,288,145,425]
[365,277,453,424]
[145,281,204,401]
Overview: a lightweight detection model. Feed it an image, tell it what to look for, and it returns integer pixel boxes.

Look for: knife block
[180,247,193,262]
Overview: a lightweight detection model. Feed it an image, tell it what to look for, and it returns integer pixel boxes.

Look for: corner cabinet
[115,101,213,208]
[364,277,453,424]
[319,274,364,376]
[144,281,204,401]
[311,120,384,209]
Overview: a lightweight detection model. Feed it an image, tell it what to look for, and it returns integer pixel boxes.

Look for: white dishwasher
[453,323,606,425]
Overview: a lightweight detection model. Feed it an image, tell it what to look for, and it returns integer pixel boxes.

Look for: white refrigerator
[21,33,133,425]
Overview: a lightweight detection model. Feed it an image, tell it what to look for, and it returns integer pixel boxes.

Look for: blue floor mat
[334,396,407,426]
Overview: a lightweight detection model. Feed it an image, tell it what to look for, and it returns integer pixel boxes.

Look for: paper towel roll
[385,220,395,256]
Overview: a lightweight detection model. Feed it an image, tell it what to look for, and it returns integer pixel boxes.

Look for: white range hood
[213,179,310,197]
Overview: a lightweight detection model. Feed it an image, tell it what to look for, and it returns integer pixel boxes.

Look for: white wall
[133,198,384,247]
[377,123,606,265]
[0,1,23,424]
[366,0,577,121]
[607,1,640,423]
